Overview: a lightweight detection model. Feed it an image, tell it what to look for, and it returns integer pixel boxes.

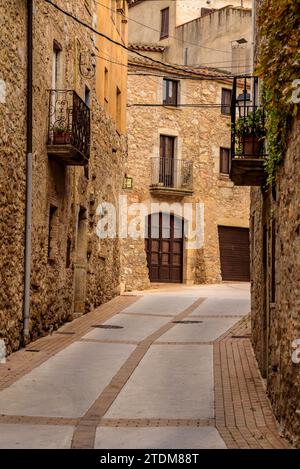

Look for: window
[159,135,176,187]
[85,85,90,107]
[163,79,178,106]
[271,220,276,303]
[111,0,117,23]
[116,86,122,132]
[184,48,188,65]
[116,0,124,32]
[66,237,71,268]
[220,147,230,174]
[104,67,109,110]
[48,205,58,261]
[52,41,62,90]
[160,135,175,159]
[160,8,169,39]
[221,88,232,116]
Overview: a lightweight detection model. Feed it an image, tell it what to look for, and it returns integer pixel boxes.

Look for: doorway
[145,213,184,283]
[73,206,88,316]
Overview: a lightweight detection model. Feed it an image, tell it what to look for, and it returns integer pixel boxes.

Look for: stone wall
[0,0,127,354]
[0,0,27,352]
[175,0,252,26]
[173,6,252,74]
[128,2,252,74]
[251,116,300,447]
[121,61,250,291]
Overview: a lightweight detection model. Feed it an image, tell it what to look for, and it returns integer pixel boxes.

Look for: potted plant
[53,123,69,145]
[235,108,265,157]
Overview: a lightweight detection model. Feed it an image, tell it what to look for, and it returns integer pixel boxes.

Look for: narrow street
[0,284,289,449]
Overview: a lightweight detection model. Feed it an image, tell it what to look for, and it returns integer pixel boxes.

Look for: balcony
[230,77,267,186]
[47,90,90,166]
[150,157,193,197]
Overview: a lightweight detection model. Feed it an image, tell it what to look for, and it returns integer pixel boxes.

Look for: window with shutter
[220,147,230,174]
[160,8,169,39]
[159,135,175,187]
[160,135,175,159]
[221,88,232,116]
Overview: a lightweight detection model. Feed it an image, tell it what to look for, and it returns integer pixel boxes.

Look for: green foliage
[256,0,300,185]
[235,108,265,138]
[53,122,66,133]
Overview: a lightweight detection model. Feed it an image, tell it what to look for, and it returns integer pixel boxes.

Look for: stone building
[228,0,300,448]
[121,57,250,291]
[0,0,129,353]
[128,0,252,74]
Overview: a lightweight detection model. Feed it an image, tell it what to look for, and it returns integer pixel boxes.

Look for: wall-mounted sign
[123,176,133,190]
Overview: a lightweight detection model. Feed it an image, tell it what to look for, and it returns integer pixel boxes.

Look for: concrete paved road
[0,283,250,449]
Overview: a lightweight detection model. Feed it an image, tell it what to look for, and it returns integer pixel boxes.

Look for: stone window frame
[154,128,182,162]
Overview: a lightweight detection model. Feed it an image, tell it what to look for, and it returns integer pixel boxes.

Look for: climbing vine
[256,0,300,185]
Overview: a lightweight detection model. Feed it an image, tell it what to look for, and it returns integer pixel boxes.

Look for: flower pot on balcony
[53,131,69,145]
[235,109,265,158]
[243,135,263,158]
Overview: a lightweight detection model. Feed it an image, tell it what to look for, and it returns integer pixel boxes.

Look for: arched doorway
[145,213,184,283]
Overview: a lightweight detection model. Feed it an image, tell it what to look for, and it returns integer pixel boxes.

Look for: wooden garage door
[218,226,250,281]
[145,213,183,283]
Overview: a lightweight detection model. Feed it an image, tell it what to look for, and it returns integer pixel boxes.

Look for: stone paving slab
[83,314,170,343]
[0,296,137,392]
[190,298,250,317]
[0,424,74,449]
[121,295,199,316]
[105,344,214,420]
[157,317,240,343]
[94,426,227,449]
[0,341,135,418]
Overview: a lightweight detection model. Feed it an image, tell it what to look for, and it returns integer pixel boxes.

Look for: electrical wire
[94,0,232,55]
[43,0,243,80]
[95,50,251,73]
[127,103,228,108]
[94,51,233,103]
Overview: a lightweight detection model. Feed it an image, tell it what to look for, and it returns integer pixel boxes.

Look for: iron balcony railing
[151,157,193,191]
[47,90,90,161]
[231,76,267,160]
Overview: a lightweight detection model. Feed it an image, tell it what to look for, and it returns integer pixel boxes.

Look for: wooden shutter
[163,79,178,106]
[161,8,169,38]
[171,80,178,106]
[220,147,230,174]
[160,135,175,159]
[221,88,232,115]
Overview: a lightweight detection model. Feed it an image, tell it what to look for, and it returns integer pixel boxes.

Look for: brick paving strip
[71,297,206,449]
[98,418,215,427]
[214,315,291,449]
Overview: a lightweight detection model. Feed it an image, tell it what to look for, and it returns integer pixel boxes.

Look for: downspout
[23,0,33,344]
[251,0,256,75]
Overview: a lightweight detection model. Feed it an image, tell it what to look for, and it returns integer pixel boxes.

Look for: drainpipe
[23,0,33,344]
[251,0,256,75]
